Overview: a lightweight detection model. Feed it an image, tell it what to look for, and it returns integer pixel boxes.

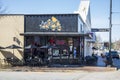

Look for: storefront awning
[20,32,92,38]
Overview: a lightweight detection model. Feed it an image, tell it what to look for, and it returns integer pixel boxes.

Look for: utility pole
[108,0,113,66]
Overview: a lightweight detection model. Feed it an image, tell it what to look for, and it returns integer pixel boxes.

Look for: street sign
[91,28,110,32]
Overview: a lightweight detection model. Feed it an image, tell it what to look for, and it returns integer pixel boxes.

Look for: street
[0,70,120,80]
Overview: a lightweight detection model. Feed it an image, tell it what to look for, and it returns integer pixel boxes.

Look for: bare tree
[113,39,120,50]
[93,35,102,49]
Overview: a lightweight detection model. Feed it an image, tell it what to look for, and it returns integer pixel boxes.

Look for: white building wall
[84,38,93,57]
[0,15,24,64]
[78,16,84,33]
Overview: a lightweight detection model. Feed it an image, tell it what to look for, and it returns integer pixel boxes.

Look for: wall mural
[39,16,62,31]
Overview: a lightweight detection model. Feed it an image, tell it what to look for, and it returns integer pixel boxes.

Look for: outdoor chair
[85,56,97,65]
[6,57,14,65]
[6,58,22,66]
[26,57,42,67]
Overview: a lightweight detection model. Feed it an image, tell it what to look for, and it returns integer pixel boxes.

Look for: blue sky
[1,0,120,42]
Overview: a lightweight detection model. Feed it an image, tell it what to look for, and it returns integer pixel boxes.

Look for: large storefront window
[24,36,82,60]
[24,36,86,65]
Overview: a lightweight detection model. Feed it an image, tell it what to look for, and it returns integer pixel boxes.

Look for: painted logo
[39,16,62,31]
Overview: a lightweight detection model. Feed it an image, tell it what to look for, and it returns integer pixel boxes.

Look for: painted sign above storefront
[39,16,62,31]
[25,14,78,32]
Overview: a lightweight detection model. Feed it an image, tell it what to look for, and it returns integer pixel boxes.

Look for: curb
[0,66,117,72]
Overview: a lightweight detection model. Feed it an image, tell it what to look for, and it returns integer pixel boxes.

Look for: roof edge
[0,13,79,16]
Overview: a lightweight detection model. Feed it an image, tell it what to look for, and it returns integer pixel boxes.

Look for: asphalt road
[0,70,120,80]
[0,71,87,80]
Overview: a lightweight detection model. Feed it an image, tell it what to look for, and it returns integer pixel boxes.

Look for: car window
[111,51,118,54]
[112,51,117,53]
[106,51,118,55]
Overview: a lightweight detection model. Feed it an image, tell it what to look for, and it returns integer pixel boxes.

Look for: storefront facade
[20,14,91,65]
